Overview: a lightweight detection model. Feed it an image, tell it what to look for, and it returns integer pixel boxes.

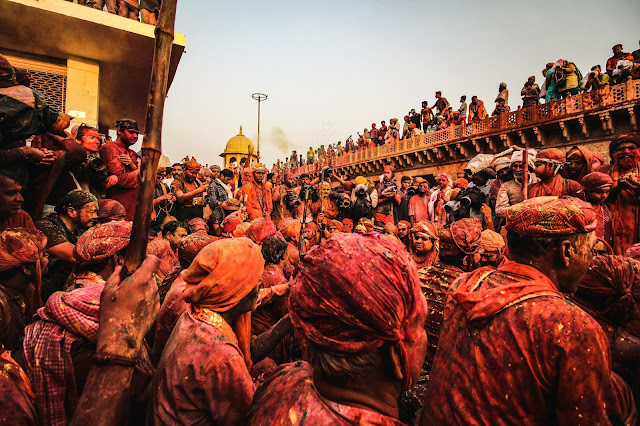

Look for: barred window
[24,69,67,113]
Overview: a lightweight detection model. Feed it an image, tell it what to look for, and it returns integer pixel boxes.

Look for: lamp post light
[252,92,268,163]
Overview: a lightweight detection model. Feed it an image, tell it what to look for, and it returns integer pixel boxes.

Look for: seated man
[249,233,428,424]
[35,190,98,301]
[0,169,35,231]
[421,197,637,425]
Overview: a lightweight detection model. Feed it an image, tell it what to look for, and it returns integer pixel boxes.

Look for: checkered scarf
[22,285,102,426]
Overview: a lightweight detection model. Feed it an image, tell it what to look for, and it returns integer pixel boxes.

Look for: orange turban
[478,229,505,253]
[278,217,302,240]
[182,238,264,311]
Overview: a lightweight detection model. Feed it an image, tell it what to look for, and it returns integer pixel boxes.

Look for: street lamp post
[252,93,268,163]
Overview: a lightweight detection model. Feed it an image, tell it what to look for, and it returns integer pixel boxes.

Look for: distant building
[0,0,186,133]
[220,126,258,169]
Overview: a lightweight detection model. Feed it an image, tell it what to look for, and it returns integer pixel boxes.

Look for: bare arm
[48,242,77,263]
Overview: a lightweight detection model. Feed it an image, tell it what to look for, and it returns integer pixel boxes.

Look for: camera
[87,155,106,172]
[406,186,417,198]
[444,200,461,213]
[300,185,319,202]
[458,186,485,210]
[283,191,301,210]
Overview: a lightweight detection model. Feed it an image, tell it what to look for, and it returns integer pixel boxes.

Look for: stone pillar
[65,57,99,128]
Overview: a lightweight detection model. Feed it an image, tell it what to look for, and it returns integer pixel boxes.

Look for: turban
[182,238,264,311]
[343,181,354,192]
[232,222,251,237]
[74,221,132,263]
[592,152,606,166]
[453,178,469,188]
[354,176,367,186]
[97,199,126,221]
[626,244,640,260]
[222,211,244,234]
[355,224,367,233]
[330,220,344,232]
[289,233,426,390]
[608,134,640,157]
[440,218,482,257]
[0,54,17,88]
[492,156,512,172]
[397,220,410,229]
[581,172,613,193]
[575,255,640,335]
[510,149,536,169]
[146,237,172,258]
[506,196,597,236]
[383,222,398,235]
[413,177,426,185]
[304,222,318,232]
[411,221,439,240]
[55,190,97,214]
[0,229,47,293]
[438,173,450,180]
[536,148,565,164]
[188,217,208,231]
[342,218,353,232]
[246,218,278,245]
[253,163,267,172]
[178,231,218,267]
[384,165,395,173]
[478,229,505,253]
[278,217,302,239]
[183,159,201,170]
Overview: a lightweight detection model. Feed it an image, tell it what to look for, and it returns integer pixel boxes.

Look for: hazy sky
[147,0,640,169]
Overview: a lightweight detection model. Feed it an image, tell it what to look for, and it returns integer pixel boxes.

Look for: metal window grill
[24,69,67,113]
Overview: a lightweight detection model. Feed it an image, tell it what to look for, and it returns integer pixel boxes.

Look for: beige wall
[65,57,99,128]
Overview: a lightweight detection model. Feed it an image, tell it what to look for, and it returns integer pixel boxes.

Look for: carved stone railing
[282,80,640,177]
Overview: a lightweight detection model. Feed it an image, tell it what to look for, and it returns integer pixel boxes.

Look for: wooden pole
[522,149,529,201]
[123,0,178,275]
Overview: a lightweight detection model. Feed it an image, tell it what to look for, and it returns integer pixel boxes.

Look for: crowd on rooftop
[64,0,161,24]
[1,36,640,425]
[275,41,640,173]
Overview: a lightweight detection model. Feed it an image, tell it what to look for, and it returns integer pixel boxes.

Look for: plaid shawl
[22,285,102,426]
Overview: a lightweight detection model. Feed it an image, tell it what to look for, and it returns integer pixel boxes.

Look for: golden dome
[222,126,255,155]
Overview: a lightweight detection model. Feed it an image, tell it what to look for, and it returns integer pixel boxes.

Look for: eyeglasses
[79,123,98,132]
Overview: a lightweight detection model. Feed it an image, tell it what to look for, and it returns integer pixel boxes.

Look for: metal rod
[122,0,177,276]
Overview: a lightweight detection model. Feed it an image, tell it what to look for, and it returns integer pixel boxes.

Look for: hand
[198,183,208,193]
[106,175,118,189]
[118,154,132,166]
[95,256,160,359]
[480,203,492,218]
[22,146,55,165]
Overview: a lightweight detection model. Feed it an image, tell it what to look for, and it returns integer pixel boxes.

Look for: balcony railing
[281,80,640,176]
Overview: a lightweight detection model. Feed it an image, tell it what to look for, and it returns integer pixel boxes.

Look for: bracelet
[93,353,137,367]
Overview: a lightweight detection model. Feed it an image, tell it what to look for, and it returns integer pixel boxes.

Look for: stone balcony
[287,80,640,180]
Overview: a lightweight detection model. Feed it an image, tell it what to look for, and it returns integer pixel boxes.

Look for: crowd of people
[275,41,640,173]
[64,0,162,24]
[2,45,640,425]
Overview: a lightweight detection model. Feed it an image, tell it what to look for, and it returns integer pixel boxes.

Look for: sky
[148,0,640,169]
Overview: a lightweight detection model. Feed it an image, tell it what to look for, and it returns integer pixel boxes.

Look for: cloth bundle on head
[23,284,103,425]
[55,189,97,214]
[383,165,395,173]
[288,233,425,390]
[74,221,132,263]
[178,231,218,267]
[575,255,640,336]
[246,218,278,245]
[478,229,505,253]
[581,172,613,193]
[413,177,426,185]
[97,199,126,221]
[305,222,318,232]
[278,217,302,239]
[608,133,640,157]
[383,222,398,235]
[440,218,483,257]
[221,198,241,211]
[465,154,495,175]
[505,196,597,236]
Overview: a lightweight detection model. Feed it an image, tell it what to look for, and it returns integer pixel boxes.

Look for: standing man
[528,148,582,198]
[408,177,430,225]
[99,119,140,221]
[172,159,207,222]
[421,101,434,133]
[433,91,449,117]
[242,164,272,220]
[468,96,488,122]
[606,44,630,77]
[458,96,468,122]
[421,197,637,425]
[394,175,412,224]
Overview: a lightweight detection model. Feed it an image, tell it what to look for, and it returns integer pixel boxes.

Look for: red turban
[448,218,483,255]
[453,178,469,189]
[146,237,172,258]
[608,133,640,158]
[188,217,208,232]
[74,221,132,263]
[397,220,410,229]
[0,228,47,272]
[97,199,126,221]
[384,165,394,173]
[305,222,318,232]
[330,220,344,232]
[222,212,243,234]
[279,217,302,239]
[183,159,202,170]
[288,233,426,390]
[246,218,278,245]
[0,228,47,294]
[342,218,353,232]
[478,229,505,252]
[182,238,264,311]
[506,196,597,236]
[575,255,640,336]
[178,231,218,267]
[581,172,613,193]
[536,148,566,163]
[626,244,640,260]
